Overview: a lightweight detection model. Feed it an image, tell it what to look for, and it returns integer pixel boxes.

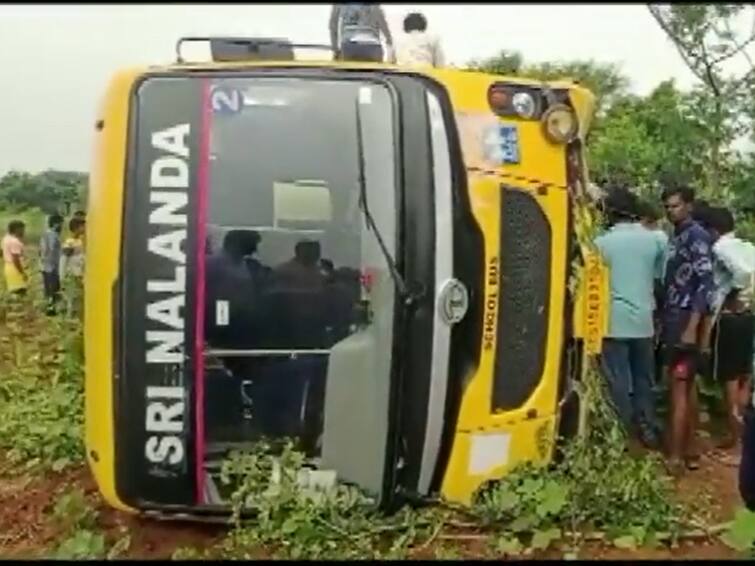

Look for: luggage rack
[175,36,336,64]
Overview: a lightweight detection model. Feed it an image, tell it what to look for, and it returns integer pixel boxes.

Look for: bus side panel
[85,69,144,514]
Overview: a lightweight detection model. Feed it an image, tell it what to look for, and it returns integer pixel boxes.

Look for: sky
[0,3,746,175]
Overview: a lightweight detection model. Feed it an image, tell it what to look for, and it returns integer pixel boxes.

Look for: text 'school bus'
[84,37,608,519]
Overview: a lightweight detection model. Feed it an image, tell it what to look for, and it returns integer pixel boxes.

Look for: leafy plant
[212,441,445,560]
[721,508,755,552]
[52,488,98,531]
[53,529,106,560]
[470,366,684,554]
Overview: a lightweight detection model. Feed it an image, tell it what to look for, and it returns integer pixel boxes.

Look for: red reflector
[489,88,510,109]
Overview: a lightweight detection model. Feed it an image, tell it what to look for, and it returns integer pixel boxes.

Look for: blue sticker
[210,85,243,115]
[483,124,520,165]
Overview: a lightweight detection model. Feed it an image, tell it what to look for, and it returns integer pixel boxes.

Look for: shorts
[661,308,695,365]
[711,311,755,382]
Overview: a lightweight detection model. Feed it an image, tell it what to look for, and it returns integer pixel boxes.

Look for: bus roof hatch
[175,36,335,64]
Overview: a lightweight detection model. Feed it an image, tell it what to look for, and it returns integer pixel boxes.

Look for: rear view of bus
[85,37,602,518]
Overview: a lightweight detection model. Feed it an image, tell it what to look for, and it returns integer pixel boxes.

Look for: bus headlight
[542,104,578,144]
[487,83,541,120]
[512,92,536,119]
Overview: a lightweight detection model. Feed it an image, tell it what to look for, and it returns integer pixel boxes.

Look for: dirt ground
[0,441,746,560]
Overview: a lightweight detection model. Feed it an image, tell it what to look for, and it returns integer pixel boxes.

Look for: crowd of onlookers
[1,212,86,316]
[595,183,755,489]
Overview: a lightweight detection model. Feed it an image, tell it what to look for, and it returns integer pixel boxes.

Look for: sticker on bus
[216,300,229,327]
[482,124,520,165]
[210,85,243,115]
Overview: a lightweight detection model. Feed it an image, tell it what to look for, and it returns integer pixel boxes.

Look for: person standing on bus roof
[2,220,28,296]
[395,12,445,67]
[329,3,394,63]
[595,187,664,450]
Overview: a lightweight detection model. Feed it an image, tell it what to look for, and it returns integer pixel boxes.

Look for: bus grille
[492,187,552,411]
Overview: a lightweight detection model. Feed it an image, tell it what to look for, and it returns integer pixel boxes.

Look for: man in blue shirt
[661,185,715,476]
[39,214,63,316]
[595,188,665,448]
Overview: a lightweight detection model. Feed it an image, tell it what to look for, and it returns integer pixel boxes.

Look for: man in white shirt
[705,206,755,457]
[396,12,445,68]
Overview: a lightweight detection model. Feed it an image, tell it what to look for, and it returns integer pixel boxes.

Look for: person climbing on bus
[2,220,28,297]
[395,11,445,67]
[329,3,394,63]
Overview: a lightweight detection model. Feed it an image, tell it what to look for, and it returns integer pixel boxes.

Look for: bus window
[200,78,398,501]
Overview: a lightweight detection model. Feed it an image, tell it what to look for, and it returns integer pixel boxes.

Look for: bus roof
[122,58,587,92]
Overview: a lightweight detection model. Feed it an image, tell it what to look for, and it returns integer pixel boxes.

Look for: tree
[584,78,733,202]
[0,170,88,214]
[467,49,523,75]
[647,3,755,197]
[520,60,629,118]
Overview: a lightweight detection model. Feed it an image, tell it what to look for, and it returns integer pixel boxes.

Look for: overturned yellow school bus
[84,37,608,519]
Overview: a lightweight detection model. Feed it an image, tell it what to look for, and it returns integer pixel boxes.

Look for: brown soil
[0,443,748,560]
[0,464,224,559]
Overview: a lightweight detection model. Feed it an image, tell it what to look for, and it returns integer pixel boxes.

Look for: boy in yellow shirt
[60,216,85,317]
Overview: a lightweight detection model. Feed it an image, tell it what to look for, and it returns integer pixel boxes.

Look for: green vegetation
[0,169,85,242]
[0,170,87,215]
[0,285,85,471]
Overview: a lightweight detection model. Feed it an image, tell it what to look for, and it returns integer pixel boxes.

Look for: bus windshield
[201,77,399,468]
